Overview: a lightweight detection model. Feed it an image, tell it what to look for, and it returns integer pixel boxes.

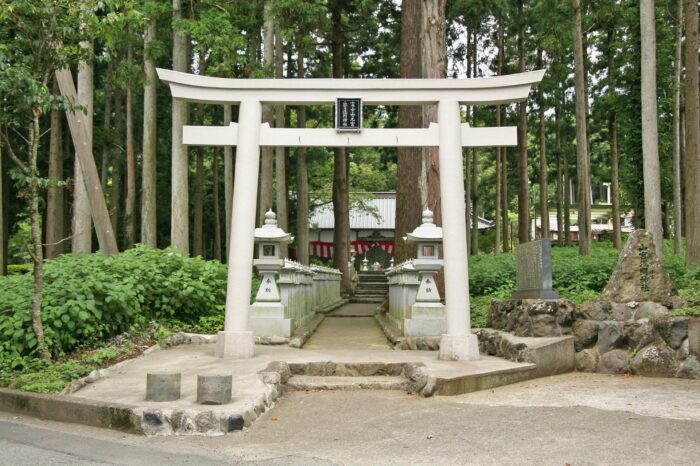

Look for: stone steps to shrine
[286,375,408,392]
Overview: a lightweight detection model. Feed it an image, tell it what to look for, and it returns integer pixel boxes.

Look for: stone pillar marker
[437,100,479,361]
[217,100,262,359]
[146,373,181,401]
[512,239,560,299]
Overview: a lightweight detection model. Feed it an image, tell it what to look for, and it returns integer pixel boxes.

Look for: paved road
[1,373,700,465]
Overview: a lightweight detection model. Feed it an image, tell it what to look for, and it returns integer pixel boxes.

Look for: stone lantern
[250,210,293,337]
[402,209,446,336]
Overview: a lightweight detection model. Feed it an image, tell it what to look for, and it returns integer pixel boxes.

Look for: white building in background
[307,192,494,262]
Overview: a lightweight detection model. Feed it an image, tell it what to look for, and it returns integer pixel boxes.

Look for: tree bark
[258,2,275,225]
[330,0,351,293]
[213,149,222,261]
[56,68,119,256]
[606,28,622,250]
[46,79,64,259]
[395,0,423,263]
[572,0,591,255]
[125,35,136,248]
[0,134,4,275]
[274,27,288,245]
[555,105,564,246]
[685,0,700,266]
[640,0,664,259]
[672,0,683,256]
[498,17,510,253]
[517,0,529,244]
[193,51,206,258]
[110,88,122,238]
[100,61,113,195]
[141,7,157,247]
[224,105,234,258]
[470,28,479,255]
[538,49,549,241]
[171,0,189,253]
[296,43,310,265]
[73,41,94,253]
[420,0,446,222]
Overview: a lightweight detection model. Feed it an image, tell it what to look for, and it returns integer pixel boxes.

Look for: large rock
[632,301,669,320]
[677,356,700,379]
[595,321,624,354]
[576,301,612,321]
[575,348,599,372]
[488,299,575,337]
[602,230,676,303]
[630,343,677,378]
[573,320,600,351]
[623,319,655,351]
[598,349,630,374]
[653,316,689,350]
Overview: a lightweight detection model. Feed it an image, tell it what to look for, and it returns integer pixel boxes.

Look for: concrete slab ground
[303,316,391,349]
[327,303,378,317]
[70,343,532,411]
[3,373,700,464]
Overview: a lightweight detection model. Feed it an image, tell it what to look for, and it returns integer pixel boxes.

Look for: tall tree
[330,0,351,293]
[171,0,189,253]
[537,48,549,240]
[672,0,682,255]
[517,0,529,244]
[394,0,422,263]
[470,27,479,255]
[420,0,446,222]
[498,16,510,253]
[212,149,222,261]
[685,0,700,266]
[124,30,136,248]
[296,44,310,265]
[192,51,206,257]
[640,0,663,259]
[258,2,275,225]
[0,135,4,275]
[46,79,65,259]
[224,105,234,258]
[572,0,591,255]
[141,1,158,247]
[274,27,288,239]
[606,28,622,250]
[72,39,94,253]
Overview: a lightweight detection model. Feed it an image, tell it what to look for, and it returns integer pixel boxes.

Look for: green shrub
[0,245,231,358]
[7,263,32,275]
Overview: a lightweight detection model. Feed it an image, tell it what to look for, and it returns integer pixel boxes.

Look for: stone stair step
[350,297,385,303]
[286,375,408,392]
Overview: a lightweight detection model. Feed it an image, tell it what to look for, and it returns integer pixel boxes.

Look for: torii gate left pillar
[157,69,545,360]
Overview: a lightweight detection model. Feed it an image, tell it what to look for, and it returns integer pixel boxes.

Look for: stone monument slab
[512,239,560,299]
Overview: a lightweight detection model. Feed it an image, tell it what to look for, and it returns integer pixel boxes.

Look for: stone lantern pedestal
[249,211,294,338]
[404,210,447,337]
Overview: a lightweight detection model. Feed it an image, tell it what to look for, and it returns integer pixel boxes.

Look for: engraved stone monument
[512,239,560,299]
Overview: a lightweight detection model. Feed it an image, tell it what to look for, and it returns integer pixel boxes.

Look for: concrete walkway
[304,303,390,350]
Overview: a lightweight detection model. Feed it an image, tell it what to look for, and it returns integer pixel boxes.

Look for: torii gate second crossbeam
[157,69,545,361]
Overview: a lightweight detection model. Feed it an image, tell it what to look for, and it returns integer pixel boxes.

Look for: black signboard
[335,98,362,132]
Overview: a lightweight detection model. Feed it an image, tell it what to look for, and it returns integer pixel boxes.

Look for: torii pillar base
[438,333,480,361]
[216,331,255,359]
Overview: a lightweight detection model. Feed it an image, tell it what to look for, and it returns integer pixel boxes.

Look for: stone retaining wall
[488,298,700,380]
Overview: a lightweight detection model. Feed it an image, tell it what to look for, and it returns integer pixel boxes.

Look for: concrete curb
[374,313,441,351]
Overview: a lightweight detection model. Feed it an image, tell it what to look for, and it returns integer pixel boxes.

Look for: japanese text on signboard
[335,98,362,132]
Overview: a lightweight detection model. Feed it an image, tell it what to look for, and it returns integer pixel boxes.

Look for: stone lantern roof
[405,209,443,243]
[254,210,293,243]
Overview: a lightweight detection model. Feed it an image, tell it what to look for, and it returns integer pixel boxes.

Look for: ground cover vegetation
[0,0,698,389]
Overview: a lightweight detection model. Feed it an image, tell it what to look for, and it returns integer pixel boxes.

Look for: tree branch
[1,130,30,175]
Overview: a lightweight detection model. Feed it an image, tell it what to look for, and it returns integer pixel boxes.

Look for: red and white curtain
[309,241,395,259]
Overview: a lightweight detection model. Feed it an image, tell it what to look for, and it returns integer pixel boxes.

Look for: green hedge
[0,245,250,359]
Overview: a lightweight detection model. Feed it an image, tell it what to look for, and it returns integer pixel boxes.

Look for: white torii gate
[157,69,545,361]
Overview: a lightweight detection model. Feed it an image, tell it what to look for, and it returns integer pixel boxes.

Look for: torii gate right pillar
[437,100,479,361]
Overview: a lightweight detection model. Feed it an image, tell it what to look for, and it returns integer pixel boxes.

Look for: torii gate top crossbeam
[156,69,545,106]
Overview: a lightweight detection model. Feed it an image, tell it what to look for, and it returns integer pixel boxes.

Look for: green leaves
[0,245,230,358]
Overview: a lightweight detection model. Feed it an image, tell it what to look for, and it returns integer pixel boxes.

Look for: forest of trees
[1,0,699,289]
